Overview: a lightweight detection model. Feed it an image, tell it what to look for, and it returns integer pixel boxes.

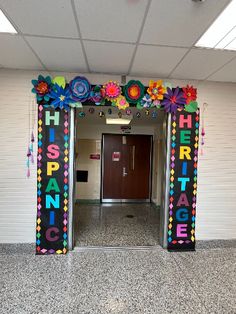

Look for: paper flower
[90,85,103,105]
[124,80,145,103]
[183,85,197,104]
[31,75,52,102]
[49,84,75,111]
[141,94,152,108]
[103,81,121,101]
[69,76,91,102]
[147,80,166,101]
[116,95,129,110]
[152,99,161,108]
[161,87,186,113]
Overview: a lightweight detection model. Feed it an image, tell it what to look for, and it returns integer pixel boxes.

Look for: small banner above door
[36,106,69,254]
[167,111,199,251]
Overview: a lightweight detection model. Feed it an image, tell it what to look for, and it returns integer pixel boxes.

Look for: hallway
[74,203,160,247]
[1,241,235,314]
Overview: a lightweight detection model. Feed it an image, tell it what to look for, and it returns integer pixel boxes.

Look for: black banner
[167,110,199,251]
[36,105,69,254]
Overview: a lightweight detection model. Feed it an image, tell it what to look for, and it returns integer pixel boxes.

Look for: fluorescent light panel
[106,118,131,125]
[0,10,17,33]
[195,0,236,50]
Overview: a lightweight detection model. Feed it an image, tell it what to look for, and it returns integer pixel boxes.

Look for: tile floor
[0,242,235,314]
[74,203,160,247]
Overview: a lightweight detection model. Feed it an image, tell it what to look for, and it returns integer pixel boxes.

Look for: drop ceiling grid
[0,0,235,81]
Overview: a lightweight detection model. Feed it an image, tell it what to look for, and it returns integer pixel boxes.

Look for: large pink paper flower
[103,81,121,101]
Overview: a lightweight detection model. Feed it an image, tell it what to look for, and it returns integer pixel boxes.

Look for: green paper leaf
[136,102,143,110]
[164,82,172,89]
[52,76,66,88]
[31,79,38,86]
[70,102,82,108]
[185,101,198,113]
[111,101,116,107]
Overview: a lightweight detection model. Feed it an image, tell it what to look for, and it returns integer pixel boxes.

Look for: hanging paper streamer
[200,103,208,156]
[30,131,35,164]
[26,146,31,178]
[26,98,36,177]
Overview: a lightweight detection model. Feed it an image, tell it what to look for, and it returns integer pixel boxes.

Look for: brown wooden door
[102,134,152,201]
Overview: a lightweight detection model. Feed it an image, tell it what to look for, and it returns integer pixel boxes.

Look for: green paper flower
[124,80,145,103]
[31,75,52,103]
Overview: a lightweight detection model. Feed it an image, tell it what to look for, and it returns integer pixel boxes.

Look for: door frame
[100,133,153,203]
[68,114,171,250]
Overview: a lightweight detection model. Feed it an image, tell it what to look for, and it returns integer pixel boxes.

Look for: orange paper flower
[147,80,166,101]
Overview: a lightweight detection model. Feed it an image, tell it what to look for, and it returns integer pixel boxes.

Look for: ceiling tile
[74,0,148,43]
[207,57,236,82]
[170,48,236,80]
[140,0,231,47]
[26,37,87,72]
[0,0,79,38]
[0,34,43,70]
[130,45,188,77]
[84,41,135,74]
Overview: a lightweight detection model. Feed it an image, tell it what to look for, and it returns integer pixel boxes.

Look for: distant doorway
[102,134,152,202]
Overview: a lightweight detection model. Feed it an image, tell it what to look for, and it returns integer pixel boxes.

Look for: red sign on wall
[90,154,100,160]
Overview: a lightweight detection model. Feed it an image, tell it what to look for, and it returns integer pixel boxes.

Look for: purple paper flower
[161,87,186,113]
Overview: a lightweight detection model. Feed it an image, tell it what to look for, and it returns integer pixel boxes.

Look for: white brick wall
[0,69,235,242]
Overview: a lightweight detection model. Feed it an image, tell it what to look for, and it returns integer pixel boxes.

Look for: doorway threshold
[72,245,162,253]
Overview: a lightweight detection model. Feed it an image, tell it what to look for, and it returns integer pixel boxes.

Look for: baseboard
[75,199,101,204]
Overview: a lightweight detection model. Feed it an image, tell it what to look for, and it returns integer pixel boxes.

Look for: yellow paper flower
[115,95,129,110]
[147,80,166,101]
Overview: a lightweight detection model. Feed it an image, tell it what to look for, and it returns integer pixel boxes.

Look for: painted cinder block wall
[0,69,236,243]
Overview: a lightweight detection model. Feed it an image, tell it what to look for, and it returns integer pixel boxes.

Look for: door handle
[132,145,135,171]
[123,167,128,177]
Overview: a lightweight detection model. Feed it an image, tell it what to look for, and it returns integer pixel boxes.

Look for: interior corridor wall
[0,69,236,242]
[75,123,159,201]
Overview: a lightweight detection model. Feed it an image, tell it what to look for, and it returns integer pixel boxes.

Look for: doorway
[102,134,152,202]
[72,107,167,248]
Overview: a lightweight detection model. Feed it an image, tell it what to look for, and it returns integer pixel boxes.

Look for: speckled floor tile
[74,203,160,247]
[196,239,236,250]
[0,246,210,314]
[173,248,236,314]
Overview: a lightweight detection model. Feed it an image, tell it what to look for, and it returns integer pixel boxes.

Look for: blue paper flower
[31,75,52,102]
[141,94,152,108]
[49,84,75,111]
[69,76,91,102]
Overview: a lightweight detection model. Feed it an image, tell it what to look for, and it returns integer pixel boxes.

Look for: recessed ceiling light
[0,10,17,34]
[106,114,132,125]
[195,0,236,51]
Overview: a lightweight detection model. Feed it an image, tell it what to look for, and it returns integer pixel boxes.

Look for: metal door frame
[68,114,171,250]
